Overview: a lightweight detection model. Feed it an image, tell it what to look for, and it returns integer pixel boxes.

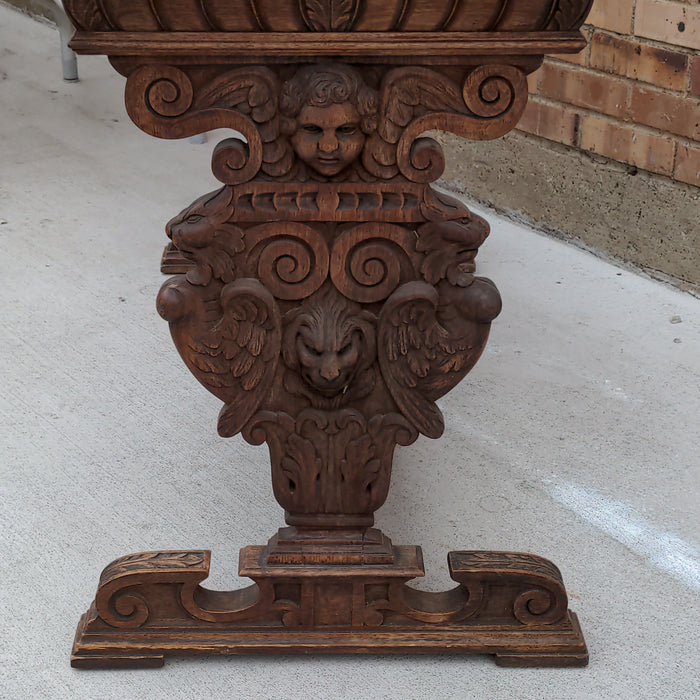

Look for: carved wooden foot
[71,536,587,668]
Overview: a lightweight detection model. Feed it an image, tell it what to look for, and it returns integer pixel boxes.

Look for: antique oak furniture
[65,0,594,668]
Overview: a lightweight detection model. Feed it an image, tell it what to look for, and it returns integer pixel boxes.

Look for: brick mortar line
[525,93,699,179]
[584,25,700,59]
[631,0,638,43]
[516,98,697,187]
[438,152,700,296]
[580,25,593,66]
[527,93,699,150]
[542,55,699,100]
[532,58,699,168]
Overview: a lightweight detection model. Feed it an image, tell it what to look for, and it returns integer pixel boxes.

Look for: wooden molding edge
[69,31,587,59]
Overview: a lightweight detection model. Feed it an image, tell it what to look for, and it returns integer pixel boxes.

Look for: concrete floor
[1,9,699,699]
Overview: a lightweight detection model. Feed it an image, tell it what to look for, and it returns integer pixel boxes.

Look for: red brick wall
[520,0,700,187]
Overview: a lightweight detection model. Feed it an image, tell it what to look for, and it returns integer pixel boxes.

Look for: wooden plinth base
[71,538,588,669]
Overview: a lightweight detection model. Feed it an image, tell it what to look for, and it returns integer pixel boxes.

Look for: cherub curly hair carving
[280,64,378,135]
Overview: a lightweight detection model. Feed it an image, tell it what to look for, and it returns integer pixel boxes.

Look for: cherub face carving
[283,286,376,398]
[291,103,365,177]
[280,64,378,178]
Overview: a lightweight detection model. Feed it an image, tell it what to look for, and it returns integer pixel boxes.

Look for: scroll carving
[86,547,571,634]
[121,62,527,186]
[242,223,330,300]
[330,223,422,302]
[388,65,528,182]
[95,551,209,628]
[125,65,292,183]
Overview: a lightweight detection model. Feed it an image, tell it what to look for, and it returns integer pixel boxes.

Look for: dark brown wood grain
[64,0,593,668]
[71,547,587,668]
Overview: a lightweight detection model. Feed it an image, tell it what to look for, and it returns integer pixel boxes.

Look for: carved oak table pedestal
[65,0,593,669]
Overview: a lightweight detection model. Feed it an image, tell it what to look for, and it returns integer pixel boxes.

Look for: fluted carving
[64,0,594,32]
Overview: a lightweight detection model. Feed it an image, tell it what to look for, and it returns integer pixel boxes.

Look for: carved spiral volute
[330,224,422,303]
[513,587,567,625]
[245,224,330,300]
[100,589,151,628]
[462,64,526,119]
[125,65,274,184]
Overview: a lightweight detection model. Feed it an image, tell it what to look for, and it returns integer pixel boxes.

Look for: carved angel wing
[378,278,499,439]
[377,282,451,439]
[157,277,282,437]
[196,68,293,179]
[364,65,528,181]
[125,65,293,182]
[364,68,465,180]
[377,69,467,146]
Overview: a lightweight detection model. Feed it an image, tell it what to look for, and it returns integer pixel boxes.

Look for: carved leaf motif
[102,552,206,580]
[344,434,380,489]
[281,434,313,484]
[125,66,294,182]
[301,0,358,31]
[280,432,324,510]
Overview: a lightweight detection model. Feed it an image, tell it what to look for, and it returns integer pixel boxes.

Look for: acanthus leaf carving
[64,0,595,33]
[300,0,360,31]
[280,432,324,508]
[245,409,416,517]
[63,0,112,30]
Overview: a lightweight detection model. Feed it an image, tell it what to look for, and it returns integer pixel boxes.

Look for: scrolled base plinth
[71,539,588,669]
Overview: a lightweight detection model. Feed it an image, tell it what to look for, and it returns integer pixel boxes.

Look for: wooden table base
[63,0,595,671]
[71,533,587,668]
